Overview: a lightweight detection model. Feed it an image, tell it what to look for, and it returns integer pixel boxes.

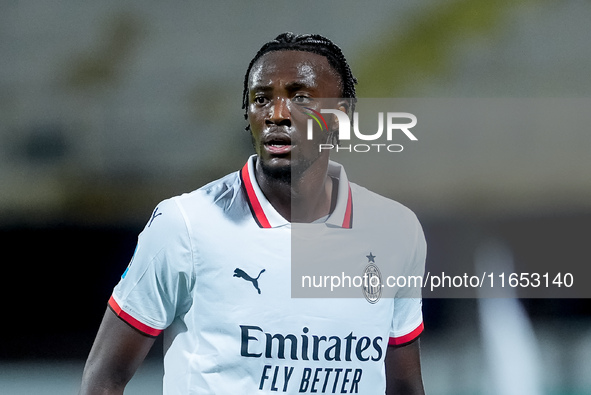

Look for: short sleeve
[109,197,194,336]
[389,214,426,346]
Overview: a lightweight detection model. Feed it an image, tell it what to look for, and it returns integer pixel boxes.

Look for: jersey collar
[240,155,353,229]
[325,160,353,229]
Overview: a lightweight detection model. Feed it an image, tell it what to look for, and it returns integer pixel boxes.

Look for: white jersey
[110,155,426,394]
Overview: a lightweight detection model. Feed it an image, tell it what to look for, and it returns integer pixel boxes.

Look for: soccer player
[79,33,426,395]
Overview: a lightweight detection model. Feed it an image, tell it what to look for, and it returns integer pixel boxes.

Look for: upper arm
[385,340,425,395]
[386,211,426,394]
[79,308,156,395]
[79,199,193,394]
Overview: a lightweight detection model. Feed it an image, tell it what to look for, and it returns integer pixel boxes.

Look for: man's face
[246,50,344,180]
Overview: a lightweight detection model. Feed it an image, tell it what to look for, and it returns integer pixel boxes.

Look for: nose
[266,97,291,127]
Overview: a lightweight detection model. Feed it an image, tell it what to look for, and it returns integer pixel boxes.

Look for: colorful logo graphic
[302,107,329,132]
[122,243,139,279]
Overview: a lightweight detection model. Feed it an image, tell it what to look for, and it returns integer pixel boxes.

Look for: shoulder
[145,169,243,237]
[136,197,189,253]
[170,170,242,213]
[131,172,240,264]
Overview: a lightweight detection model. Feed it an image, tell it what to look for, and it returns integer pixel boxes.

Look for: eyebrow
[249,80,317,93]
[286,81,316,91]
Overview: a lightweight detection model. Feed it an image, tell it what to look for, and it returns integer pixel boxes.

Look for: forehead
[248,50,342,92]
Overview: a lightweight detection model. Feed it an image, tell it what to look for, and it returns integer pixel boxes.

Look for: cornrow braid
[241,32,358,130]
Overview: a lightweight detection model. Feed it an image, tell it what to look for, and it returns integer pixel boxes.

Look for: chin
[258,152,321,184]
[259,157,292,183]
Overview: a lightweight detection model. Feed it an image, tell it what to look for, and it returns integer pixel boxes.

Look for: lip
[262,129,293,156]
[265,143,293,155]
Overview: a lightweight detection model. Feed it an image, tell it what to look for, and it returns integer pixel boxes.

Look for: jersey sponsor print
[241,325,382,393]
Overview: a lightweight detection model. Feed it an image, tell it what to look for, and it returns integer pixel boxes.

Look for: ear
[328,99,350,132]
[337,98,350,116]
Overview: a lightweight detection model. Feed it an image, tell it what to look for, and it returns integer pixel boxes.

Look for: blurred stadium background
[1,1,590,394]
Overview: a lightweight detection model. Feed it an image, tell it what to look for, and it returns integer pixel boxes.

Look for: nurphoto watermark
[300,101,418,154]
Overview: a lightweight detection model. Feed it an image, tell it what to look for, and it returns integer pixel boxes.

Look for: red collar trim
[342,185,353,229]
[240,159,353,229]
[240,162,272,228]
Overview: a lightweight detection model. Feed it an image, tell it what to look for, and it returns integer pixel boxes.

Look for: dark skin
[246,50,345,223]
[79,309,155,395]
[79,50,425,395]
[386,340,425,395]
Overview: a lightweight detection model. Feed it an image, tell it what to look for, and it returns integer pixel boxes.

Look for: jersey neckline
[239,155,353,229]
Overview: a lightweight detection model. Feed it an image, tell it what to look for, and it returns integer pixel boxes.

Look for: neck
[255,157,333,223]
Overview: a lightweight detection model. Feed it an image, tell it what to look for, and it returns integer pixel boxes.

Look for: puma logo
[234,268,266,294]
[148,207,162,227]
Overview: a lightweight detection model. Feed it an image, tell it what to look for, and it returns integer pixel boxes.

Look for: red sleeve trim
[388,321,424,346]
[108,296,163,337]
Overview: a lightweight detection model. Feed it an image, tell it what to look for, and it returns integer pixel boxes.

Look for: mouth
[263,133,293,155]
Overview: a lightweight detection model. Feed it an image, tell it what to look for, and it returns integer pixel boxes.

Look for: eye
[293,94,311,104]
[253,96,268,105]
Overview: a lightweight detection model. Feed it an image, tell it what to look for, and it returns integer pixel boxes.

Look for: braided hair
[241,32,357,129]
